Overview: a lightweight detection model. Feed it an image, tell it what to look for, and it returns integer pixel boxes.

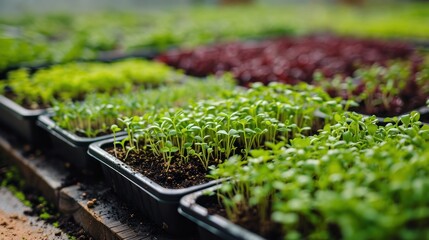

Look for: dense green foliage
[0,59,182,109]
[0,8,293,71]
[209,112,429,239]
[0,3,428,238]
[1,3,429,70]
[52,76,236,137]
[113,83,345,170]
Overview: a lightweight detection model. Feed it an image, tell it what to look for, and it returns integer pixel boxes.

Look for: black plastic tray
[96,48,160,62]
[0,95,49,146]
[179,185,265,240]
[37,114,126,172]
[88,137,221,236]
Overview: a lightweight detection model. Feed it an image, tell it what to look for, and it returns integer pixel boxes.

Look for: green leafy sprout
[52,75,236,138]
[209,111,429,239]
[112,82,345,172]
[314,59,429,116]
[0,59,183,109]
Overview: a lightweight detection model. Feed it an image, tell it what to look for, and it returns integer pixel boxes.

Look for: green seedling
[314,59,429,116]
[210,112,429,239]
[1,59,182,109]
[114,82,345,172]
[52,76,235,138]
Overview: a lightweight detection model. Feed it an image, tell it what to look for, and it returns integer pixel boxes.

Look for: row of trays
[0,94,266,238]
[1,92,429,239]
[1,36,428,239]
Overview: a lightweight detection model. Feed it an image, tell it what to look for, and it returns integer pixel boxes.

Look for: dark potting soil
[106,147,220,189]
[200,196,284,240]
[104,123,324,189]
[420,113,429,123]
[74,130,112,138]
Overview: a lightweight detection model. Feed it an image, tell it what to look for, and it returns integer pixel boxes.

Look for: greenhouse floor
[0,128,192,240]
[0,187,68,240]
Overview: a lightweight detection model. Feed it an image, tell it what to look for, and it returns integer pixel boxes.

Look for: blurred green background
[1,0,428,71]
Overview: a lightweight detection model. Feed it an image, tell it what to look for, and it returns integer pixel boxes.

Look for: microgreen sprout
[209,111,429,239]
[110,124,121,158]
[1,59,182,109]
[113,83,345,172]
[52,76,235,137]
[314,59,429,116]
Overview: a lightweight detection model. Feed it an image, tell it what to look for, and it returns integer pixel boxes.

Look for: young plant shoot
[52,75,236,137]
[0,59,183,109]
[209,111,429,239]
[314,58,429,116]
[110,83,346,188]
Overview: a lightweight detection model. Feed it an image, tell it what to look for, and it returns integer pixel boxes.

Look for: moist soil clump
[74,130,111,138]
[107,147,219,189]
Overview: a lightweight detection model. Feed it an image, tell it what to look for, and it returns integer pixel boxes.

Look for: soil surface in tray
[107,147,220,189]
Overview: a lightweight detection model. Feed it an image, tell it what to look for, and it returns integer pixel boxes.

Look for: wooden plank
[0,132,67,207]
[60,184,184,240]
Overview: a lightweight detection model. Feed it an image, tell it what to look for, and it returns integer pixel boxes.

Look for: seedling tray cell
[37,114,125,172]
[0,95,49,146]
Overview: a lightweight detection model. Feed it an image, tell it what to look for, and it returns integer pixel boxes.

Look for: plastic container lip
[179,185,266,240]
[37,113,125,171]
[0,95,50,144]
[0,95,47,118]
[88,136,222,202]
